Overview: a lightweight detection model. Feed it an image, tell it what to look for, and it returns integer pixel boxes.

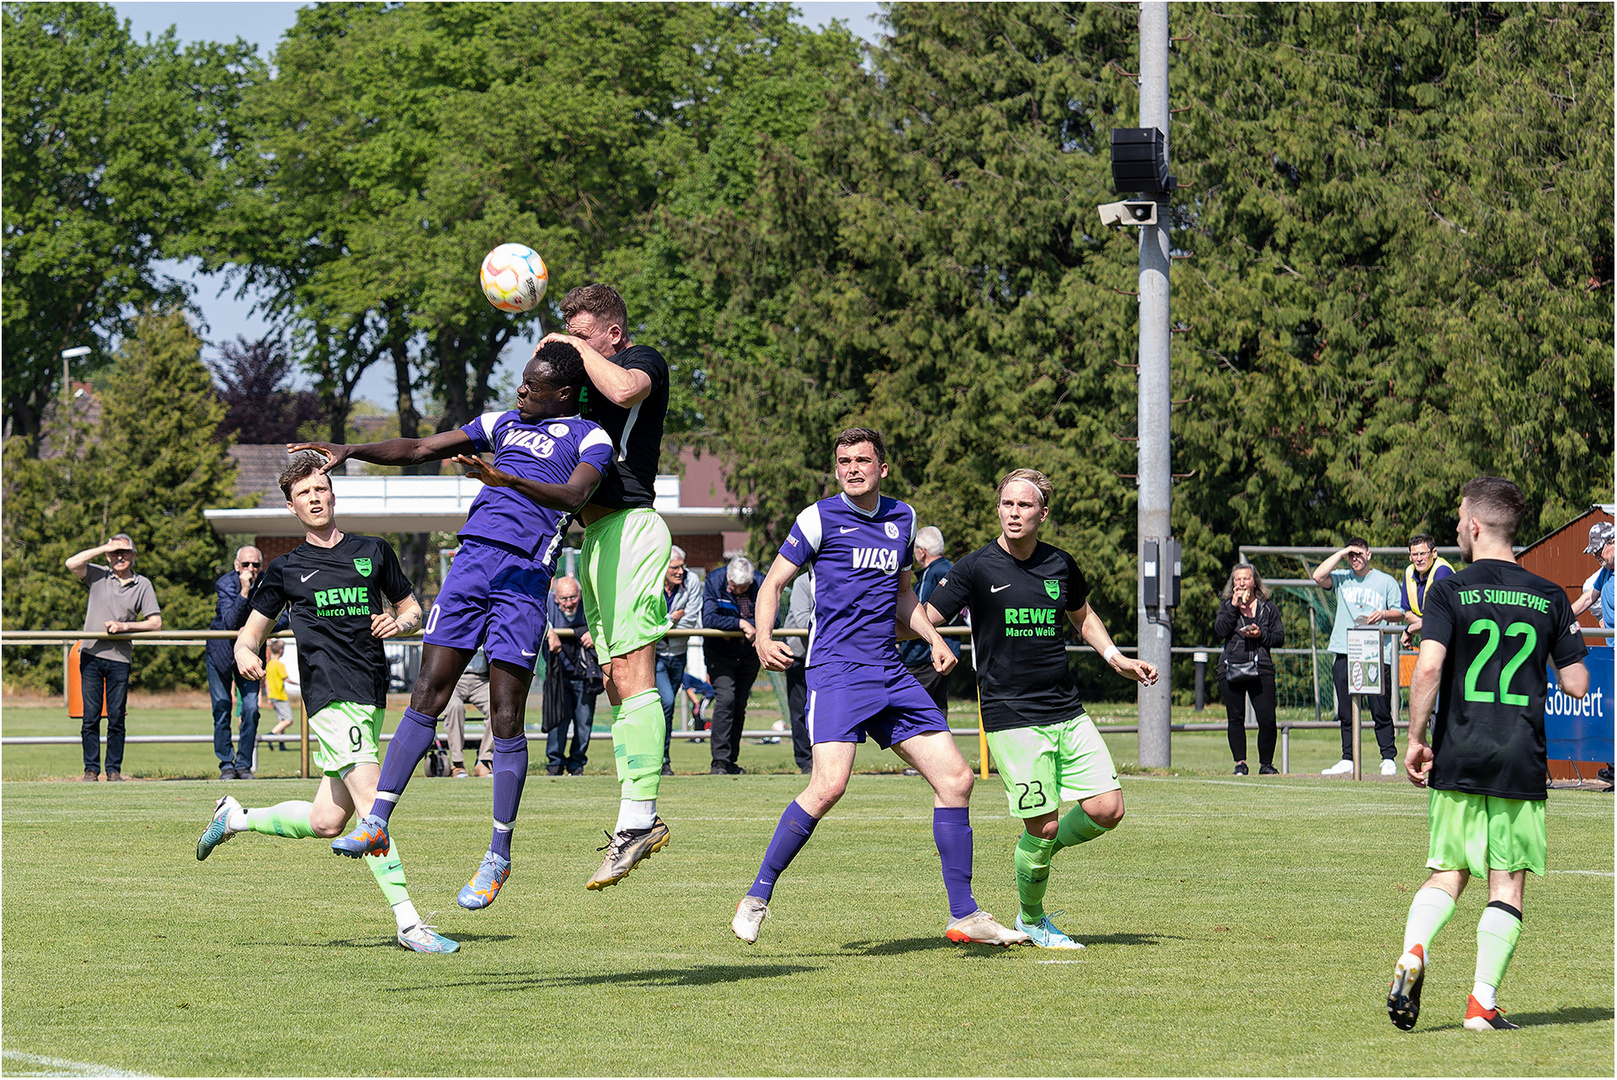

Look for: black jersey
[927,539,1090,732]
[583,343,669,511]
[1421,560,1588,801]
[249,534,414,717]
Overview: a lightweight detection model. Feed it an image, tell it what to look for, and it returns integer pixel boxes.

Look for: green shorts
[580,507,672,664]
[306,701,385,777]
[985,713,1120,819]
[1426,787,1547,878]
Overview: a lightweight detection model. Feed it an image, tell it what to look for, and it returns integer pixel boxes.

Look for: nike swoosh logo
[521,649,536,657]
[301,571,320,582]
[991,584,1012,593]
[840,526,858,533]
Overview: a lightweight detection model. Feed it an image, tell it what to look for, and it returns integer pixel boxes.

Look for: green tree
[197,2,856,449]
[2,310,243,691]
[667,2,1612,668]
[1,2,262,451]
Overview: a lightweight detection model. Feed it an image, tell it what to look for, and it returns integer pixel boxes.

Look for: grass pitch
[2,756,1611,1075]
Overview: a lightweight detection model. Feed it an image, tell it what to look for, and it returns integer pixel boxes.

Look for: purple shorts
[423,540,551,670]
[805,660,948,749]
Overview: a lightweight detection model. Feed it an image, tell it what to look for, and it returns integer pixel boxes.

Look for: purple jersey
[778,493,917,668]
[459,411,613,563]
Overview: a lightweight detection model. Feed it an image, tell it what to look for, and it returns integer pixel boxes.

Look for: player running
[1387,476,1588,1032]
[195,453,457,954]
[290,342,612,910]
[921,469,1158,948]
[731,428,1028,947]
[540,284,677,890]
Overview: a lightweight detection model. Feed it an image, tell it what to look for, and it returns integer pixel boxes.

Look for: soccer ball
[479,243,548,313]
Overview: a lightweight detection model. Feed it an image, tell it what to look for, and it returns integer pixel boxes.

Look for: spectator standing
[1571,520,1614,626]
[1400,533,1456,648]
[208,546,265,780]
[654,547,699,775]
[1213,563,1285,776]
[1570,520,1614,786]
[65,535,162,781]
[264,639,294,750]
[781,571,815,774]
[1312,538,1405,775]
[442,648,492,779]
[703,555,769,775]
[898,526,961,713]
[545,576,602,775]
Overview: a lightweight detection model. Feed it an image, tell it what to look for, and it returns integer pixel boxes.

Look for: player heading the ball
[289,340,613,912]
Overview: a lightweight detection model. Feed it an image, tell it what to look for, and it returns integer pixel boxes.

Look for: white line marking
[1548,870,1616,876]
[2,1050,154,1077]
[1037,959,1083,964]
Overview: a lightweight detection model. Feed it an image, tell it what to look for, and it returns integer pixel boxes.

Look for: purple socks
[372,706,438,824]
[748,800,819,902]
[489,734,528,860]
[933,806,977,918]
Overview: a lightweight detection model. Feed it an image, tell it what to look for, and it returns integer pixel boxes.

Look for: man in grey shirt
[66,534,162,781]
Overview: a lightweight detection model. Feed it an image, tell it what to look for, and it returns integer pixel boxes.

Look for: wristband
[1103,645,1121,664]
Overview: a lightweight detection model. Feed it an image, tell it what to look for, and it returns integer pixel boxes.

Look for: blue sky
[110,1,884,406]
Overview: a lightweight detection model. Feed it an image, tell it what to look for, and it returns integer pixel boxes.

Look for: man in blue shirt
[1572,520,1614,627]
[208,546,263,780]
[1311,538,1405,775]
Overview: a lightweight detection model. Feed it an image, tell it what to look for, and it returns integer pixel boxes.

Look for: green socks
[1473,902,1522,1007]
[1401,886,1457,955]
[242,801,318,840]
[1053,806,1110,851]
[613,689,665,801]
[365,843,411,909]
[1014,833,1058,922]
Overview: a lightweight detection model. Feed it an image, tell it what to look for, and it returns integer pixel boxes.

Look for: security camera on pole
[1097,3,1176,767]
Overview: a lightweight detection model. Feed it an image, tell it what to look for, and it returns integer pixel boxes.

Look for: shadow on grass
[837,931,1178,956]
[384,964,820,993]
[282,933,519,950]
[1502,1005,1615,1027]
[1410,1005,1613,1034]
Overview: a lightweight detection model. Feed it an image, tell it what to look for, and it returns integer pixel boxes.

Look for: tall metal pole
[1135,1,1173,766]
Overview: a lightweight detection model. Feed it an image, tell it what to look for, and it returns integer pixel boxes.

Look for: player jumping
[291,341,612,910]
[540,284,677,890]
[922,469,1158,948]
[196,453,457,954]
[1387,476,1588,1032]
[732,428,1029,946]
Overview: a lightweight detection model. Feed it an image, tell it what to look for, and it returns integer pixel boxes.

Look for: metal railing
[6,625,1608,781]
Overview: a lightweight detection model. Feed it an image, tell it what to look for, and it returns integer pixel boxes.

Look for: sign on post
[1346,628,1382,694]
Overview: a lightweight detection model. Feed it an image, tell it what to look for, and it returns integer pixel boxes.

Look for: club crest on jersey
[884,521,900,539]
[1045,579,1060,600]
[353,558,372,578]
[852,547,899,574]
[547,422,570,437]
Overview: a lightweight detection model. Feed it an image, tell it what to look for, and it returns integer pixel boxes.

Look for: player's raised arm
[754,554,800,672]
[289,429,474,475]
[450,456,602,514]
[1069,603,1158,685]
[234,609,275,681]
